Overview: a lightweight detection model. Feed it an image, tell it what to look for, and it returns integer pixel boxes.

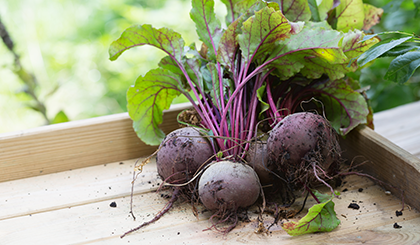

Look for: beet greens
[109,0,381,159]
[109,0,383,237]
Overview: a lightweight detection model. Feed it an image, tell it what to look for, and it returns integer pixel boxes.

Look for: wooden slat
[340,125,420,212]
[0,103,191,183]
[373,100,420,158]
[1,159,419,244]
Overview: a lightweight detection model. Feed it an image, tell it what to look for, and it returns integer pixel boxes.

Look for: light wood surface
[339,125,420,212]
[1,158,419,245]
[1,101,420,244]
[0,103,190,183]
[373,100,420,159]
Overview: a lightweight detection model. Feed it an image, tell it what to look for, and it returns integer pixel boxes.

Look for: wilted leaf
[385,51,420,84]
[363,4,383,31]
[127,68,182,145]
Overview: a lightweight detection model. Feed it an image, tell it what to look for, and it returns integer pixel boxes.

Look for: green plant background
[0,0,418,133]
[358,0,420,112]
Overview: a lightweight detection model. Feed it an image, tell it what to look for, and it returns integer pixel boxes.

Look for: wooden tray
[1,102,420,244]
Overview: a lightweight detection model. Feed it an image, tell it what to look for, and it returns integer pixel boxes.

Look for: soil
[178,109,201,127]
[348,203,360,210]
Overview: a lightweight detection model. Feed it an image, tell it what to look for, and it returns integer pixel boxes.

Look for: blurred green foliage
[359,0,420,112]
[0,0,200,132]
[0,0,418,133]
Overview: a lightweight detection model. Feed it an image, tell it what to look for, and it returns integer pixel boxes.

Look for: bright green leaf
[357,36,413,67]
[385,51,420,84]
[51,110,69,124]
[109,24,185,63]
[268,24,344,79]
[282,190,340,236]
[220,0,248,24]
[305,30,379,79]
[190,0,222,60]
[238,6,291,64]
[335,0,364,32]
[127,68,182,145]
[256,84,269,117]
[308,0,334,21]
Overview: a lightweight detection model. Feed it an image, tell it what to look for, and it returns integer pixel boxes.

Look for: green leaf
[109,24,185,63]
[238,6,292,64]
[268,23,344,79]
[271,29,378,81]
[385,51,420,84]
[217,16,242,72]
[256,84,269,117]
[158,45,203,90]
[335,0,364,32]
[127,68,182,145]
[279,0,312,22]
[362,4,383,31]
[219,1,281,71]
[308,0,334,22]
[51,110,69,124]
[282,190,340,236]
[382,45,420,58]
[314,79,369,135]
[190,0,222,60]
[357,36,413,67]
[204,62,224,103]
[220,0,247,24]
[415,0,420,17]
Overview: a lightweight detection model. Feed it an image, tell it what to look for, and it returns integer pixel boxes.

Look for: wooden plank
[373,100,420,159]
[1,160,419,244]
[0,159,156,221]
[339,125,420,212]
[0,103,191,183]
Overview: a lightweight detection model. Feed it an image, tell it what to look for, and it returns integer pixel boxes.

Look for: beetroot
[266,112,341,188]
[121,127,214,238]
[198,161,261,232]
[245,141,272,185]
[156,127,214,184]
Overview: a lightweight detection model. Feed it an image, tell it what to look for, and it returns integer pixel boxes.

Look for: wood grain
[340,125,420,212]
[1,159,419,245]
[373,100,420,158]
[0,103,191,183]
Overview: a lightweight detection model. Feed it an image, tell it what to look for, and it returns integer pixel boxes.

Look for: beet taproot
[198,161,261,233]
[245,141,272,184]
[266,112,341,187]
[121,127,214,238]
[156,127,214,184]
